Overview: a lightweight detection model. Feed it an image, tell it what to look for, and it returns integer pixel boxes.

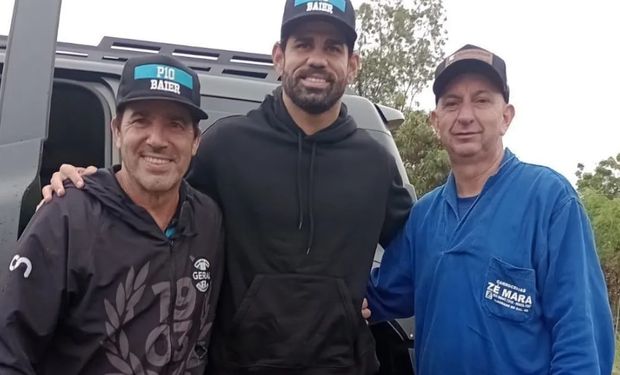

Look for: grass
[614,337,620,375]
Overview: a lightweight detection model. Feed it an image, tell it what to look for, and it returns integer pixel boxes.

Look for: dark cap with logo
[116,54,208,120]
[281,0,357,48]
[433,44,509,104]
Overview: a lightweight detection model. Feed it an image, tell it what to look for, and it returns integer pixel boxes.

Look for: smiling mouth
[303,76,328,83]
[300,76,331,89]
[142,156,173,166]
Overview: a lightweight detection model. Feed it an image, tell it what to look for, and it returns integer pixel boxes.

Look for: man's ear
[429,110,440,139]
[111,117,121,149]
[191,130,200,157]
[347,52,360,84]
[500,103,515,136]
[272,42,285,77]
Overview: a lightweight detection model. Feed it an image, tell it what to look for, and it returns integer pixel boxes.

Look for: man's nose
[456,102,475,125]
[145,121,168,149]
[306,49,328,68]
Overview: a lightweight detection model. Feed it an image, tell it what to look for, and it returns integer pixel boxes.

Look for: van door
[0,0,61,270]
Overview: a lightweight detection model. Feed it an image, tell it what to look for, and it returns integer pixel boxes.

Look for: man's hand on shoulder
[38,164,97,209]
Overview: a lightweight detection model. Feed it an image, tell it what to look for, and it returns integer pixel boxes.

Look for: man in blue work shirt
[367,44,614,374]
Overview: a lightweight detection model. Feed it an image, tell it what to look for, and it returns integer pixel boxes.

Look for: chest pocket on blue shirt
[481,257,537,322]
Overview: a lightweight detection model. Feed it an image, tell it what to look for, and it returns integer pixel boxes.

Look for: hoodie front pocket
[226,274,358,369]
[481,257,537,323]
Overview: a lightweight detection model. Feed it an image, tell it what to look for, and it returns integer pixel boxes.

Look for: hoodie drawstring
[296,132,317,255]
[306,143,316,255]
[296,132,304,230]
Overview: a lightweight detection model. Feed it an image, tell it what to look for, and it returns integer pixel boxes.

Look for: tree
[576,154,620,330]
[355,0,447,111]
[355,0,450,195]
[580,187,620,328]
[576,153,620,199]
[394,110,450,196]
[580,189,620,261]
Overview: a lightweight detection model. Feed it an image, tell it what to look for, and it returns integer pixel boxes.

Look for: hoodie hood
[80,167,196,240]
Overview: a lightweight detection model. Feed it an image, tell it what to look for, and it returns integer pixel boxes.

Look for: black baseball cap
[433,44,509,103]
[281,0,357,48]
[116,54,208,120]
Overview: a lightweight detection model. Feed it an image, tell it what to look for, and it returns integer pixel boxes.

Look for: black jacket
[188,89,413,374]
[0,168,224,374]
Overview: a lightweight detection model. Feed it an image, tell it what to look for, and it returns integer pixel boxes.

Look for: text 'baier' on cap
[280,0,357,48]
[116,54,208,120]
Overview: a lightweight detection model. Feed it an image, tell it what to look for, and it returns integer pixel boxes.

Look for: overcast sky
[1,0,618,183]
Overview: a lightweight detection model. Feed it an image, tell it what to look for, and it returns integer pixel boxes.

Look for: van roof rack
[0,35,280,82]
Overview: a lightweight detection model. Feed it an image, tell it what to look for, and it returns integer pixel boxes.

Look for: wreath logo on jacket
[192,258,211,293]
[102,262,151,374]
[101,261,212,374]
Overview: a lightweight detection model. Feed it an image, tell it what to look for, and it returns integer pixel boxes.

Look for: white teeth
[143,156,171,165]
[305,77,327,83]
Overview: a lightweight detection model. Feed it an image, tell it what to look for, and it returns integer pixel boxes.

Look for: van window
[18,81,108,234]
[42,81,108,182]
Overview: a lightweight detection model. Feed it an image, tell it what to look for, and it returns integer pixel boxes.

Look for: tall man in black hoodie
[41,1,413,374]
[0,55,224,374]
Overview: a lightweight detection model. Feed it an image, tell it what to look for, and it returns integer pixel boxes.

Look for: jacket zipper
[164,238,177,374]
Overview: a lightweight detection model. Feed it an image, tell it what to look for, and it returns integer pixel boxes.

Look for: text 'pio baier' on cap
[116,54,208,120]
[281,0,357,47]
[433,44,510,104]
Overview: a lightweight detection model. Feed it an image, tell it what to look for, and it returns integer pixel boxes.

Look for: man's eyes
[130,117,147,125]
[327,45,344,53]
[170,121,189,129]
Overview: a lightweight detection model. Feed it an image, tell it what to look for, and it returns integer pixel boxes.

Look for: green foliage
[355,0,447,111]
[584,188,620,335]
[354,0,449,194]
[581,188,620,262]
[576,153,620,199]
[576,154,620,262]
[394,110,450,195]
[576,154,620,333]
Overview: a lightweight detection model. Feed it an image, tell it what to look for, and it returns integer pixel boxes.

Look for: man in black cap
[191,1,410,374]
[367,44,614,374]
[41,1,412,373]
[0,54,224,374]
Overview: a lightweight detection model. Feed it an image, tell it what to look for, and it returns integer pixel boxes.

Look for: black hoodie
[188,89,413,374]
[0,168,224,374]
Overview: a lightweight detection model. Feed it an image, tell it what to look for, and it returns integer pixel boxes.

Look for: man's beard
[282,69,347,114]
